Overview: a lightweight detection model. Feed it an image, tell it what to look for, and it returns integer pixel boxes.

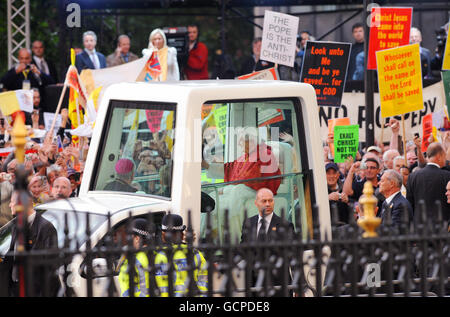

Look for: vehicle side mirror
[80,258,116,279]
[201,191,215,213]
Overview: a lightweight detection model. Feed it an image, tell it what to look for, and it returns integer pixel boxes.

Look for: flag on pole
[66,49,88,144]
[122,110,140,159]
[0,90,33,116]
[65,65,88,109]
[142,51,162,82]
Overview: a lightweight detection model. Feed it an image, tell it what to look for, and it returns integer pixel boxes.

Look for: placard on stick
[367,7,413,70]
[333,124,359,163]
[261,10,299,67]
[442,22,450,70]
[300,41,351,107]
[376,43,424,118]
[442,71,450,116]
[328,117,350,156]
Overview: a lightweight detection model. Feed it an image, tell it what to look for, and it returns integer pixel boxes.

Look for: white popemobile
[0,80,331,296]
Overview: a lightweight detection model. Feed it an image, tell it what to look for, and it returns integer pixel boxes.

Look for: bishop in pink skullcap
[115,158,135,175]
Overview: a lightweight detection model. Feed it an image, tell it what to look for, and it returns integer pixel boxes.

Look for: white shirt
[85,48,100,69]
[257,212,274,236]
[385,190,400,206]
[33,56,49,75]
[427,162,440,168]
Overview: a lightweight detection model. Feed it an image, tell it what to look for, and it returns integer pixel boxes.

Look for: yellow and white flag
[0,90,33,116]
[80,56,150,107]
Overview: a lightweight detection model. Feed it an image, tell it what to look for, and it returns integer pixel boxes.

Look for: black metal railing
[0,202,448,297]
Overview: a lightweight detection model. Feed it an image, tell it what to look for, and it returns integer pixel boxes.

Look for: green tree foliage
[1,2,255,79]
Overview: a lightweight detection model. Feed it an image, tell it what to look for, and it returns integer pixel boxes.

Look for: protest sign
[328,117,351,156]
[237,67,279,80]
[261,10,299,67]
[213,105,228,144]
[145,110,164,133]
[333,124,359,163]
[422,113,433,153]
[443,24,450,70]
[319,81,444,143]
[44,112,61,134]
[376,43,423,118]
[300,41,351,107]
[442,71,450,116]
[258,109,284,127]
[367,7,413,70]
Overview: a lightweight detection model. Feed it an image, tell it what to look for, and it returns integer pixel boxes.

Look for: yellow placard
[0,91,21,116]
[443,28,450,70]
[376,43,424,118]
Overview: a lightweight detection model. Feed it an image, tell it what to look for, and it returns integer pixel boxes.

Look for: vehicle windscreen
[91,100,176,199]
[200,98,311,245]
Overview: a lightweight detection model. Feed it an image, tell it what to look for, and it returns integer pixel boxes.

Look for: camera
[435,27,447,55]
[360,161,367,170]
[25,64,31,70]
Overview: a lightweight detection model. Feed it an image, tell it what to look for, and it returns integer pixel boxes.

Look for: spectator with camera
[343,156,385,215]
[326,162,350,225]
[0,48,54,92]
[430,25,448,76]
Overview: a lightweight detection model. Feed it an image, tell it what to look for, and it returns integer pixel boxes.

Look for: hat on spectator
[115,158,135,175]
[367,146,382,154]
[161,214,186,232]
[325,162,339,172]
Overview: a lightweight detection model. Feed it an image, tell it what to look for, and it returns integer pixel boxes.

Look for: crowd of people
[325,117,450,231]
[0,21,448,297]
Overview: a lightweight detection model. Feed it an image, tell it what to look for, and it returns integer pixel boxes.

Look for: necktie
[40,59,48,74]
[381,201,388,219]
[91,53,99,69]
[257,218,266,242]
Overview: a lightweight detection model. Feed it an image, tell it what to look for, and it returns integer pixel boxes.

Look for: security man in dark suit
[240,188,294,296]
[379,169,413,230]
[75,30,107,73]
[5,190,59,296]
[31,40,59,83]
[406,143,450,225]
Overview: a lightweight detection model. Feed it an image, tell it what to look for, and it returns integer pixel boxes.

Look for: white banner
[319,81,446,143]
[261,10,299,67]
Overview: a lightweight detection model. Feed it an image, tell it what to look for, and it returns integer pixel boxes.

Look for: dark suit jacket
[0,67,54,91]
[240,213,294,297]
[31,55,59,83]
[240,213,294,243]
[381,192,413,228]
[406,164,450,223]
[7,212,59,296]
[239,56,274,76]
[75,50,107,73]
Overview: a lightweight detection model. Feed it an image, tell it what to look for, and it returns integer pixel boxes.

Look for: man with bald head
[0,48,54,91]
[51,176,73,199]
[240,188,294,296]
[407,142,450,224]
[240,188,294,243]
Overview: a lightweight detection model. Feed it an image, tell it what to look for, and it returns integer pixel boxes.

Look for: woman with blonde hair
[142,28,180,81]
